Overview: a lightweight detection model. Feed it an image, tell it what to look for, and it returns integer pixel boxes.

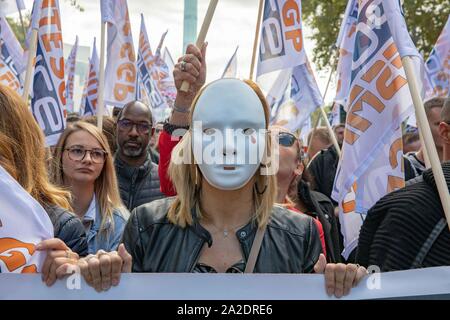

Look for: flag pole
[180,0,219,92]
[249,0,264,81]
[97,21,106,129]
[21,28,38,103]
[16,0,26,40]
[402,56,450,228]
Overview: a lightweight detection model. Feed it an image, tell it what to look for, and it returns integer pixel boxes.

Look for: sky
[19,0,338,107]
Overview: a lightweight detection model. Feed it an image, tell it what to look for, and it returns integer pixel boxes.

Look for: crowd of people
[1,43,449,298]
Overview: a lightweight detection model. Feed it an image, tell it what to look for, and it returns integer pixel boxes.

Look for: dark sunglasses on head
[117,119,152,134]
[278,132,297,147]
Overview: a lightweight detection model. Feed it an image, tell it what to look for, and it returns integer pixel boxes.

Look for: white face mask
[192,79,267,190]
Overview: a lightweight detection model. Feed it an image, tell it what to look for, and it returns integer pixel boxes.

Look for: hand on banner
[173,42,208,110]
[78,244,132,292]
[314,253,367,298]
[36,238,79,287]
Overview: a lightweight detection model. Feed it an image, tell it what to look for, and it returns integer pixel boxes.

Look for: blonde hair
[50,121,125,232]
[0,84,71,210]
[168,79,277,228]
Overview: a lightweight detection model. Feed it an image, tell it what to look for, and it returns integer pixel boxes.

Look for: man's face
[334,126,345,146]
[116,104,152,158]
[427,107,444,151]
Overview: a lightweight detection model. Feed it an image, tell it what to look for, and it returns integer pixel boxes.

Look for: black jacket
[122,198,322,273]
[356,162,450,271]
[46,205,88,256]
[307,146,339,205]
[114,152,164,212]
[297,180,342,263]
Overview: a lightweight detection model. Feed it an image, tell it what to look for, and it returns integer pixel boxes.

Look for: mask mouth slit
[223,166,235,171]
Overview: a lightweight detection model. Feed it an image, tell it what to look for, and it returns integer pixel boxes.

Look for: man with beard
[114,101,164,211]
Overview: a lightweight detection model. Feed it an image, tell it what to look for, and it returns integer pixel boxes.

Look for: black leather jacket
[122,198,322,273]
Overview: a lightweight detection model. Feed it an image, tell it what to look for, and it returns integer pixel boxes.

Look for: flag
[332,0,415,258]
[0,16,23,92]
[65,36,78,113]
[0,164,53,274]
[31,0,66,146]
[0,0,24,16]
[299,116,311,144]
[424,15,450,98]
[80,38,99,116]
[267,68,291,122]
[136,14,168,112]
[162,47,174,72]
[286,58,323,131]
[334,0,358,108]
[102,0,136,108]
[256,0,306,77]
[221,46,238,78]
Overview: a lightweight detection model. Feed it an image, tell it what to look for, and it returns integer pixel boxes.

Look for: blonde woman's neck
[68,181,95,218]
[199,179,254,230]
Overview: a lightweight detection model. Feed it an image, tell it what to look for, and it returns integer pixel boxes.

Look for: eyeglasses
[117,119,152,135]
[65,146,107,164]
[278,132,298,147]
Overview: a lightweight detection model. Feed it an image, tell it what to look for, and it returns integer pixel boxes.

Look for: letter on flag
[65,36,78,113]
[256,0,306,77]
[31,0,66,146]
[424,15,449,98]
[136,15,168,111]
[0,164,53,274]
[0,16,24,93]
[80,38,99,116]
[101,0,136,108]
[221,46,238,78]
[332,0,415,258]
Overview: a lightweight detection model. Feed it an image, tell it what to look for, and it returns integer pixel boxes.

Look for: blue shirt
[82,195,129,254]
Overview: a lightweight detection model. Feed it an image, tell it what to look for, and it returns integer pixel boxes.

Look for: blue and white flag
[424,15,450,98]
[80,38,99,116]
[0,164,53,274]
[65,36,78,113]
[256,0,306,77]
[332,0,415,258]
[31,0,66,146]
[136,14,168,111]
[0,16,24,92]
[221,46,238,78]
[267,68,291,122]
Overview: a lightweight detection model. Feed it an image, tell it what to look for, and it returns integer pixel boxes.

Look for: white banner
[1,267,450,300]
[102,0,136,108]
[256,0,306,77]
[31,0,67,146]
[0,165,53,274]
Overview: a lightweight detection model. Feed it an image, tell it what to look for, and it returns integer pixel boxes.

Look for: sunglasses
[278,132,298,147]
[117,119,152,135]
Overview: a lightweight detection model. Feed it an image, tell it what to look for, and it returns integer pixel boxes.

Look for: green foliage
[302,0,450,70]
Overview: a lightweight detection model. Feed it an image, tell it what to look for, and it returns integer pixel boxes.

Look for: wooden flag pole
[97,22,106,129]
[249,0,264,80]
[402,56,450,228]
[320,106,341,157]
[21,28,38,103]
[180,0,219,92]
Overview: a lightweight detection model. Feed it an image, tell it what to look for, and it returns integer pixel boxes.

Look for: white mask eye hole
[243,128,256,136]
[203,128,216,136]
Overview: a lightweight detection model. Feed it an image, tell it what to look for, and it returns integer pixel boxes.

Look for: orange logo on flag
[0,238,38,273]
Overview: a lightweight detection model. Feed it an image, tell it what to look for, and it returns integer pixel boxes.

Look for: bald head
[118,100,153,124]
[442,98,450,123]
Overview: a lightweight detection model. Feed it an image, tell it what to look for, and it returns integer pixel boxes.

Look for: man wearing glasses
[114,101,164,211]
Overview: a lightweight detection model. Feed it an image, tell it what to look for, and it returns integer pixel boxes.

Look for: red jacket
[158,129,327,258]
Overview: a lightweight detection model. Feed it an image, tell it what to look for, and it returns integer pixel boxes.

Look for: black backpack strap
[411,218,447,269]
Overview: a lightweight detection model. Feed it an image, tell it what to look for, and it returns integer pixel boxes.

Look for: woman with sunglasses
[50,122,129,254]
[272,125,342,263]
